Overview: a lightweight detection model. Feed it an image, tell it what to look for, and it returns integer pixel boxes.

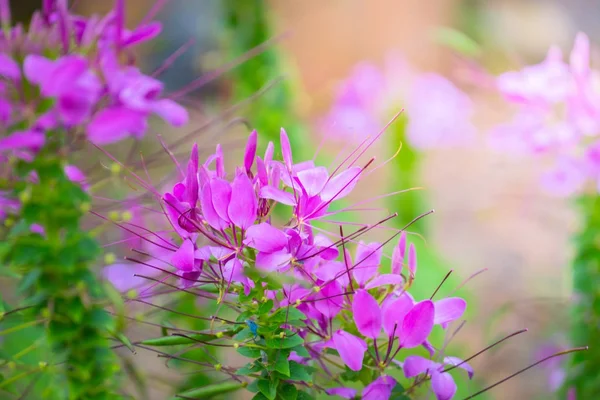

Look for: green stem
[567,195,600,397]
[3,142,122,399]
[174,381,246,399]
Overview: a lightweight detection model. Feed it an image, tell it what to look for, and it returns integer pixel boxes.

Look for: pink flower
[404,355,474,400]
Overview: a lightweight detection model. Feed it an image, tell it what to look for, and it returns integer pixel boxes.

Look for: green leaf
[296,390,315,400]
[17,269,42,293]
[288,361,312,382]
[258,379,277,400]
[258,299,274,315]
[175,381,245,399]
[270,307,306,323]
[278,383,298,400]
[234,327,256,341]
[252,393,269,400]
[290,345,309,358]
[114,332,135,353]
[265,333,303,349]
[271,353,290,377]
[237,345,262,358]
[236,362,263,376]
[434,27,481,57]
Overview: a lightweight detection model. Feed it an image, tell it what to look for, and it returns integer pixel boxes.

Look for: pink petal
[23,55,55,86]
[209,178,232,223]
[332,330,367,371]
[171,239,195,272]
[352,290,382,339]
[400,300,434,348]
[0,131,45,151]
[244,223,288,252]
[570,32,590,81]
[353,241,382,286]
[255,249,292,271]
[391,231,407,274]
[314,261,349,289]
[382,294,414,337]
[443,356,474,379]
[434,297,467,328]
[228,172,257,229]
[123,21,162,47]
[162,193,192,238]
[321,166,362,202]
[408,243,417,279]
[362,376,397,400]
[280,128,293,170]
[431,371,457,400]
[260,185,296,206]
[243,130,257,173]
[365,274,404,290]
[200,182,227,230]
[403,355,440,378]
[313,281,344,318]
[0,53,21,80]
[325,387,357,399]
[151,98,188,126]
[87,107,147,145]
[297,166,329,197]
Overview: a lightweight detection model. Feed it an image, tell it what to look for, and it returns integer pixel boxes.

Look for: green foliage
[0,144,122,399]
[567,195,600,397]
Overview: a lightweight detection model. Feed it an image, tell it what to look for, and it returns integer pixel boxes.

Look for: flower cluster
[491,32,600,196]
[140,129,470,399]
[321,54,476,149]
[0,0,187,155]
[0,0,188,221]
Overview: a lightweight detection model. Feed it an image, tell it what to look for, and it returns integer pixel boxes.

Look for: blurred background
[8,0,594,398]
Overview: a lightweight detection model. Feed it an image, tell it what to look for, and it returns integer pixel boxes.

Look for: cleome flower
[0,0,188,152]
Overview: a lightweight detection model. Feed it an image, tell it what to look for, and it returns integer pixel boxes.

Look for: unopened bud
[279,332,285,339]
[313,286,321,293]
[295,299,302,306]
[233,343,239,349]
[214,364,222,371]
[38,361,48,370]
[121,211,133,222]
[216,332,224,338]
[241,381,248,388]
[110,163,121,175]
[109,211,120,221]
[79,202,91,213]
[18,191,30,203]
[104,253,116,265]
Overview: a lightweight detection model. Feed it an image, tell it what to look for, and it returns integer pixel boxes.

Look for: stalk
[2,139,121,399]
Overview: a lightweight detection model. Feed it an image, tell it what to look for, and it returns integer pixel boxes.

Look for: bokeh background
[8,0,594,398]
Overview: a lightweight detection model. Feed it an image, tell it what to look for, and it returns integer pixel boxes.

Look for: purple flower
[404,355,474,400]
[331,330,367,371]
[362,375,397,400]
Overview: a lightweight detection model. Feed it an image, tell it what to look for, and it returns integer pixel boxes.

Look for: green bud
[104,253,117,265]
[121,211,133,222]
[109,211,120,221]
[79,202,91,213]
[110,163,121,175]
[214,364,222,372]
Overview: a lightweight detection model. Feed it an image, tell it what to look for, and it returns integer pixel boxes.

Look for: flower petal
[391,231,406,274]
[362,376,397,400]
[244,223,288,252]
[431,371,457,400]
[403,355,440,378]
[382,293,414,337]
[260,185,297,206]
[87,107,147,145]
[352,290,382,339]
[297,166,329,197]
[151,98,188,126]
[243,130,257,173]
[434,297,467,328]
[365,274,404,290]
[400,300,434,348]
[321,166,361,202]
[443,356,474,379]
[332,330,367,371]
[228,172,257,229]
[171,239,195,272]
[325,387,357,399]
[0,130,45,151]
